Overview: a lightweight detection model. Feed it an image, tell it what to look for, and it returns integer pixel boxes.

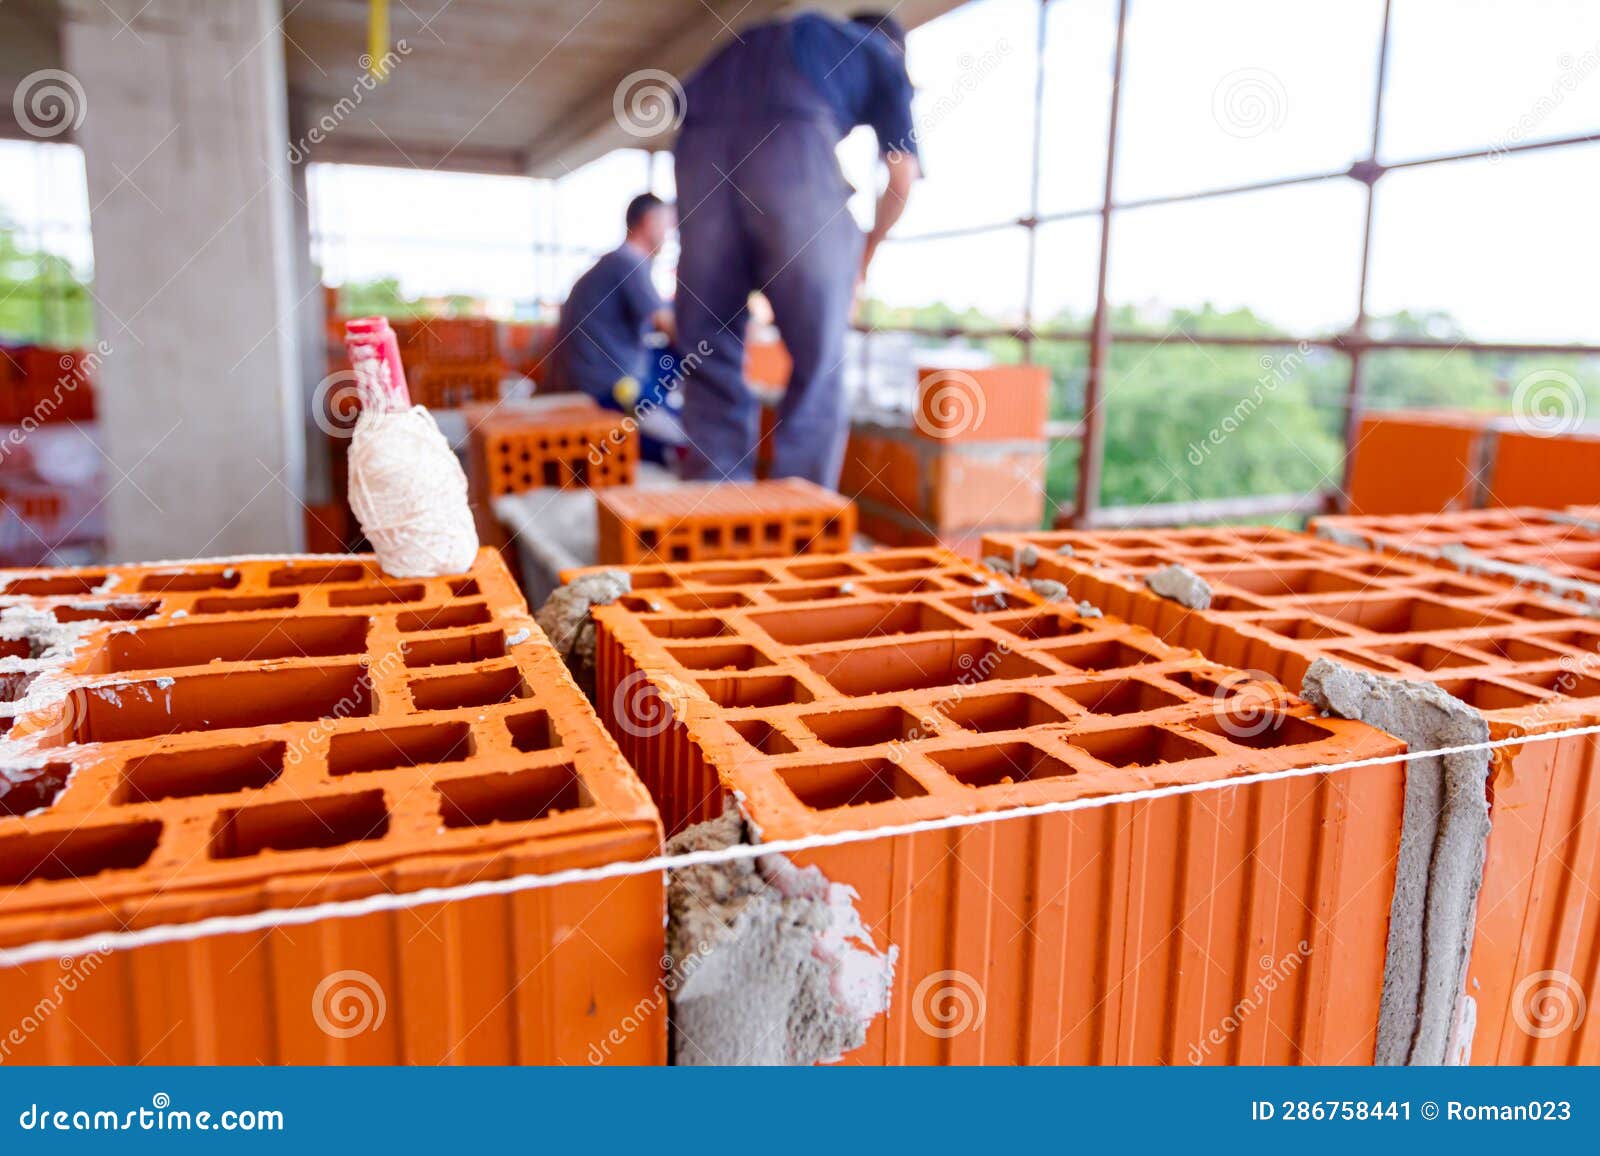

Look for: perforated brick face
[1314,506,1600,597]
[0,549,664,1065]
[983,525,1600,729]
[595,478,856,565]
[467,401,638,497]
[581,546,1409,1064]
[984,524,1600,1065]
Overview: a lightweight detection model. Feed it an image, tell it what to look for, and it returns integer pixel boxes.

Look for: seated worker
[550,192,676,413]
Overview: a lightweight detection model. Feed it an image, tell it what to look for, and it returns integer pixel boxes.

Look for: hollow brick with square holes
[464,398,638,499]
[0,548,664,1065]
[594,478,856,566]
[406,361,504,410]
[984,523,1600,1064]
[1312,507,1600,604]
[578,545,1409,1064]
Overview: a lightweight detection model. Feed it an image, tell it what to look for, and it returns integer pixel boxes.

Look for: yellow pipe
[368,0,391,81]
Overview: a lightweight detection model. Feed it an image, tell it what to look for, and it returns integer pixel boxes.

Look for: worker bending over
[551,193,676,410]
[675,10,920,486]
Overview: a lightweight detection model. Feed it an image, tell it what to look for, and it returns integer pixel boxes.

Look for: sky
[2,0,1598,344]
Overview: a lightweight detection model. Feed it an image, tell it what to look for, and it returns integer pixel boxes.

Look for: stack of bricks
[983,524,1600,1064]
[464,397,638,499]
[839,366,1049,555]
[580,546,1409,1063]
[1349,409,1600,514]
[1313,506,1600,606]
[0,548,665,1064]
[0,345,103,565]
[394,318,505,410]
[0,345,97,424]
[595,478,855,566]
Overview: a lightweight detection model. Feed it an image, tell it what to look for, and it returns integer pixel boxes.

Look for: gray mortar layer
[533,570,630,699]
[1301,659,1491,1066]
[1437,543,1600,611]
[664,806,891,1066]
[1144,563,1213,610]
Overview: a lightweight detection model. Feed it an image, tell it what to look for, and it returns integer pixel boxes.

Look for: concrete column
[61,0,305,560]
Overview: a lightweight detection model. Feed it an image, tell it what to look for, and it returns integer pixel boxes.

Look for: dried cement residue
[534,570,630,698]
[1025,578,1068,602]
[1438,543,1600,612]
[1144,563,1213,610]
[1301,658,1491,1066]
[665,806,896,1065]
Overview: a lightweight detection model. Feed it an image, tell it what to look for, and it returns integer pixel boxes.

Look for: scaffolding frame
[858,0,1600,528]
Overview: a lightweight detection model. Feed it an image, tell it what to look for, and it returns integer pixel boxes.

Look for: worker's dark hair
[850,11,907,52]
[625,192,666,231]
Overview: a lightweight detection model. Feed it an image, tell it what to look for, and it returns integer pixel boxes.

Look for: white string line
[3,722,1597,971]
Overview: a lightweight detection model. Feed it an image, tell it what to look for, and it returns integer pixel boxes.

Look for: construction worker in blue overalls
[674,11,920,487]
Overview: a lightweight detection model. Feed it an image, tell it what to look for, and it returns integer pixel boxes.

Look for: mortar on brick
[1144,563,1213,611]
[1301,659,1490,1067]
[534,569,631,696]
[665,805,894,1065]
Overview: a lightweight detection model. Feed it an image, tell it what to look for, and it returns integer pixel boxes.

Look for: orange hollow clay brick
[575,546,1409,1064]
[1492,430,1600,510]
[984,524,1600,1064]
[407,361,504,410]
[0,548,664,1065]
[915,365,1049,444]
[595,478,855,566]
[1313,506,1600,605]
[1345,410,1495,516]
[464,398,638,498]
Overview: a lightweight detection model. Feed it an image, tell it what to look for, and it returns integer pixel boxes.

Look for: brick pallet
[465,398,637,498]
[595,478,855,565]
[0,549,664,1064]
[580,547,1408,1064]
[984,524,1600,1063]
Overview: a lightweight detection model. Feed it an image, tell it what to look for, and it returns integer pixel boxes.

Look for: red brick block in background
[983,523,1600,1064]
[837,411,1046,549]
[1346,410,1493,516]
[0,548,664,1065]
[745,340,792,389]
[410,317,499,365]
[1491,429,1600,509]
[595,478,855,565]
[914,365,1049,443]
[580,547,1407,1064]
[464,398,637,498]
[408,361,503,409]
